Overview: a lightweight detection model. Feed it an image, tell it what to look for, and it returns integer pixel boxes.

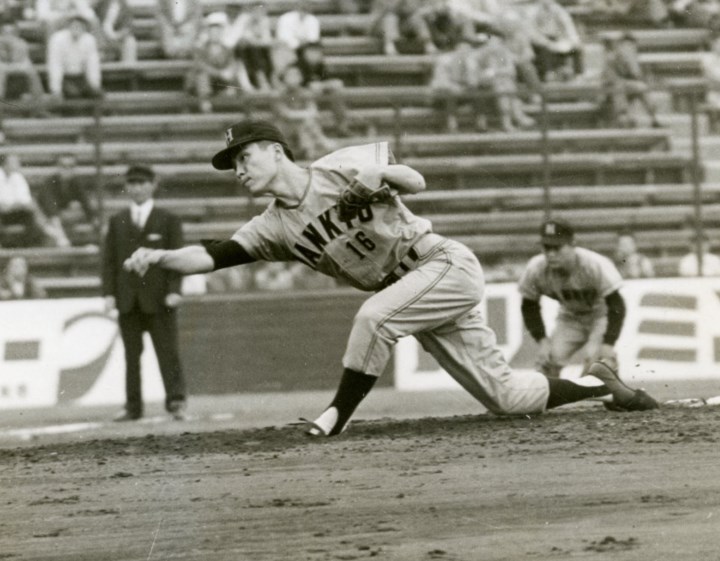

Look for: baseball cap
[540,218,574,246]
[125,164,155,182]
[211,120,294,170]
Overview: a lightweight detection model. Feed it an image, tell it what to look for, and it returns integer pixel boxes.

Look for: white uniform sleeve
[231,209,294,262]
[595,253,623,297]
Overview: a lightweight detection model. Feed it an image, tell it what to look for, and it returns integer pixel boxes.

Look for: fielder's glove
[337,178,393,222]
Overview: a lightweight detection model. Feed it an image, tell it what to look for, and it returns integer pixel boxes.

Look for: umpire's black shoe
[113,410,142,422]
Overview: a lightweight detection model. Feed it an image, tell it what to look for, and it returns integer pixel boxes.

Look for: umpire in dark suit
[102,164,187,421]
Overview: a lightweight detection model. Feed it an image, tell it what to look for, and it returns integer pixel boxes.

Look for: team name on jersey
[293,204,375,268]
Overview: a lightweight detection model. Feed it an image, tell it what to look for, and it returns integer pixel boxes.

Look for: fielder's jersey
[518,247,622,316]
[231,142,432,291]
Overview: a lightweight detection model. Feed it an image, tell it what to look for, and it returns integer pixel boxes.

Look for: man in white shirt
[46,13,103,99]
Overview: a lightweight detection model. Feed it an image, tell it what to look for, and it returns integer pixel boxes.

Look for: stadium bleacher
[2,0,719,294]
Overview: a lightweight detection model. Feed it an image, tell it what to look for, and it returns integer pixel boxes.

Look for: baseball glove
[337,178,393,222]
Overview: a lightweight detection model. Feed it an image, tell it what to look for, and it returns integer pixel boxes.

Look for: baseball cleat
[588,359,660,411]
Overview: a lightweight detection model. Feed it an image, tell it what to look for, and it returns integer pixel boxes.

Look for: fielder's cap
[540,218,574,246]
[211,120,294,170]
[125,164,155,182]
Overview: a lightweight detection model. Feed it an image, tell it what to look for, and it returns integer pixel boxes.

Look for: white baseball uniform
[231,142,550,414]
[518,247,623,369]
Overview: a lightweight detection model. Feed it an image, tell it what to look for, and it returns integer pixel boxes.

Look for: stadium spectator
[370,0,438,55]
[156,0,202,59]
[95,0,137,62]
[0,20,46,108]
[275,8,325,78]
[35,0,97,37]
[295,42,352,137]
[225,1,275,91]
[613,231,655,278]
[254,262,295,291]
[601,32,661,128]
[430,37,535,133]
[678,232,720,276]
[46,13,103,100]
[273,64,336,160]
[529,0,583,82]
[0,154,56,247]
[701,34,720,109]
[0,0,28,23]
[0,256,46,300]
[37,154,99,247]
[190,12,255,114]
[494,10,543,103]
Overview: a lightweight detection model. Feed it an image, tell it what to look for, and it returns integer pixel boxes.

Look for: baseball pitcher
[124,120,658,437]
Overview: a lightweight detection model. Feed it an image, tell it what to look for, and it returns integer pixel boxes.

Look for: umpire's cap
[211,120,294,170]
[125,163,155,182]
[540,218,574,246]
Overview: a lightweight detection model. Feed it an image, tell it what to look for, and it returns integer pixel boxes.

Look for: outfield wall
[0,279,718,410]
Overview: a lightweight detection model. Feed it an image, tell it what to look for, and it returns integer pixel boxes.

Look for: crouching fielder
[124,120,659,437]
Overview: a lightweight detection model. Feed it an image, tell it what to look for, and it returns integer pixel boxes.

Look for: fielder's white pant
[546,312,607,376]
[342,234,550,415]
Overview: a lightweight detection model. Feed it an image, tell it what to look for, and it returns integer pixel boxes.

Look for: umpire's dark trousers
[118,304,186,415]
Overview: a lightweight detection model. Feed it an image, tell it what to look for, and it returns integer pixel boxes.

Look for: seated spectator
[156,0,202,59]
[370,0,437,55]
[601,33,661,128]
[702,35,720,108]
[35,0,98,37]
[225,1,275,91]
[206,265,254,293]
[190,12,255,114]
[273,64,337,160]
[0,256,47,300]
[295,42,352,137]
[678,232,720,276]
[529,0,583,82]
[0,154,57,247]
[46,13,103,101]
[614,231,655,278]
[276,8,323,74]
[0,0,28,23]
[494,10,543,103]
[0,20,46,109]
[95,0,137,62]
[36,154,99,247]
[430,37,535,133]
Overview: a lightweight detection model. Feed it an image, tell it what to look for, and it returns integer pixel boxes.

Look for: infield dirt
[1,404,719,560]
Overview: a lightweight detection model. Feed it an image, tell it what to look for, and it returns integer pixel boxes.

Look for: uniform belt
[380,233,444,289]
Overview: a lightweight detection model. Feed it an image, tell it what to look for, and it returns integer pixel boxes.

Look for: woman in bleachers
[35,0,98,37]
[370,0,438,55]
[156,0,202,59]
